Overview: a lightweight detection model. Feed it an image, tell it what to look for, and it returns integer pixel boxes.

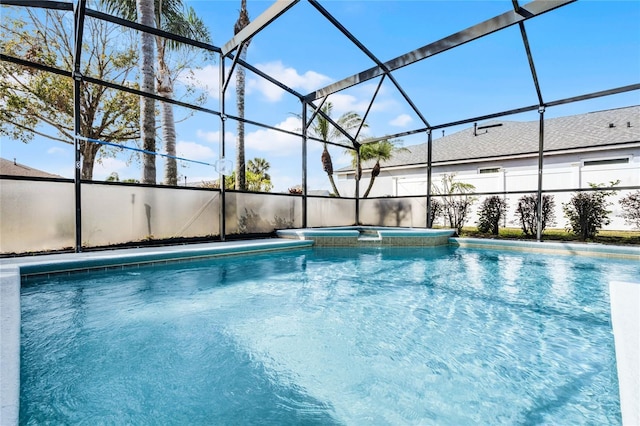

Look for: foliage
[202,157,272,192]
[619,190,640,229]
[515,194,555,237]
[562,182,619,240]
[427,199,442,228]
[238,208,260,234]
[431,174,476,234]
[105,172,139,183]
[101,0,212,185]
[288,186,303,195]
[349,138,407,198]
[273,215,294,229]
[305,102,366,197]
[0,7,139,179]
[477,196,507,235]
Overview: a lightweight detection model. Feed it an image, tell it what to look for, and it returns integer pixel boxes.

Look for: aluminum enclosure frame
[1,0,638,249]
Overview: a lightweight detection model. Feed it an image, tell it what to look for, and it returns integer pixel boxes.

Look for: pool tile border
[276,226,456,247]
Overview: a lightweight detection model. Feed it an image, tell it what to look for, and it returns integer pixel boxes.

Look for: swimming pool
[19,245,638,424]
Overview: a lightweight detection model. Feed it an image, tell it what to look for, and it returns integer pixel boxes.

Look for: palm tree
[154,5,209,185]
[138,0,156,184]
[352,138,407,198]
[246,157,272,192]
[307,102,365,197]
[234,0,250,190]
[247,157,270,180]
[102,0,210,185]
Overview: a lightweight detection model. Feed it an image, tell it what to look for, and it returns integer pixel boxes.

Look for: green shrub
[428,199,442,228]
[432,174,476,234]
[516,194,555,237]
[477,196,507,235]
[620,190,640,229]
[563,183,618,240]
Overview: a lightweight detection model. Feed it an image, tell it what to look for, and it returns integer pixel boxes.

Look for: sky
[2,0,639,192]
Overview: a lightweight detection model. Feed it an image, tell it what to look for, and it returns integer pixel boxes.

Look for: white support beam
[221,0,299,57]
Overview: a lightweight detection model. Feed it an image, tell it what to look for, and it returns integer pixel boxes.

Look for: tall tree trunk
[362,161,380,198]
[80,140,101,180]
[157,50,177,186]
[138,0,156,184]
[234,0,250,191]
[322,144,340,197]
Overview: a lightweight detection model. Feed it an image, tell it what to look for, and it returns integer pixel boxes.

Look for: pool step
[358,231,382,244]
[358,236,382,243]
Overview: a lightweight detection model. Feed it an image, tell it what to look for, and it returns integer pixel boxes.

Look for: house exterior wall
[337,146,640,230]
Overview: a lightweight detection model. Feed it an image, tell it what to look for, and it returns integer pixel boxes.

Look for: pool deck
[450,237,640,260]
[1,237,638,425]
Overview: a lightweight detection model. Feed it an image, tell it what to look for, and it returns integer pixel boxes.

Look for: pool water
[20,246,637,424]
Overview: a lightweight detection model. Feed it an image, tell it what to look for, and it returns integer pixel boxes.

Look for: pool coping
[450,237,640,260]
[0,238,313,426]
[1,237,638,425]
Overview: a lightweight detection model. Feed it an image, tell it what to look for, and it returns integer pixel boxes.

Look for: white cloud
[390,114,413,127]
[47,146,66,155]
[93,157,127,180]
[248,61,332,102]
[316,85,399,116]
[176,141,215,161]
[245,116,302,156]
[195,129,234,144]
[268,169,300,193]
[333,151,354,169]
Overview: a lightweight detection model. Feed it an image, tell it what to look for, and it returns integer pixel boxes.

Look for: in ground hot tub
[276,226,456,247]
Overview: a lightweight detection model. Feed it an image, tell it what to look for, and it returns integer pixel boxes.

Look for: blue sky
[2,0,640,192]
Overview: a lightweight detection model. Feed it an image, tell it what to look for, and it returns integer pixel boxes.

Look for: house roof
[0,158,64,179]
[340,105,640,172]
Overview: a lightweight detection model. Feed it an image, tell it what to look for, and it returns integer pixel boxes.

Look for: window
[583,158,629,167]
[479,167,501,174]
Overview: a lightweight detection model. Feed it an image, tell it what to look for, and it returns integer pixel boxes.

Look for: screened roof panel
[316,0,515,65]
[524,0,640,103]
[1,0,638,189]
[390,25,540,128]
[231,0,378,95]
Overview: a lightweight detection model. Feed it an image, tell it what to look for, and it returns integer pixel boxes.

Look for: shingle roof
[0,158,64,178]
[341,105,640,171]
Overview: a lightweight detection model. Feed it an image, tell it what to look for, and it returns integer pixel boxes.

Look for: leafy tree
[563,182,618,240]
[234,0,251,190]
[432,174,476,234]
[102,0,211,185]
[350,138,407,198]
[477,196,507,235]
[619,190,640,229]
[106,172,120,182]
[515,194,555,237]
[306,102,365,197]
[0,7,139,179]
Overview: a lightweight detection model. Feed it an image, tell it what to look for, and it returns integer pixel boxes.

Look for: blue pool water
[20,246,638,424]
